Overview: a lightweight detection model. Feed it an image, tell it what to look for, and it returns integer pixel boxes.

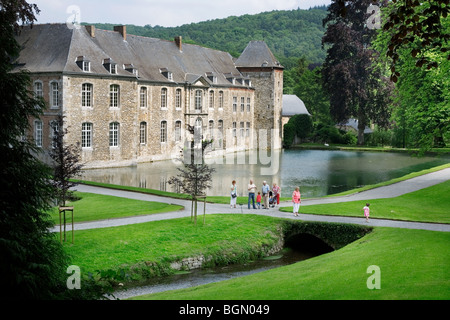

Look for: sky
[32,0,332,27]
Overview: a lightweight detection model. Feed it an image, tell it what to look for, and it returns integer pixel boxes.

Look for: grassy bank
[280,180,450,224]
[62,214,284,280]
[136,227,449,300]
[49,192,183,224]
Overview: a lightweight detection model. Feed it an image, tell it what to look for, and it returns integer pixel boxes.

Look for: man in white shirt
[261,181,270,209]
[247,180,257,209]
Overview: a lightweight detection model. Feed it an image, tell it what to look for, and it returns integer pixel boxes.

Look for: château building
[14,24,284,168]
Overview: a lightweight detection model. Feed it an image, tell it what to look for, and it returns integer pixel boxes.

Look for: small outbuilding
[281,95,311,138]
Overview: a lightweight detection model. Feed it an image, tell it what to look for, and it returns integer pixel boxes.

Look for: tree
[168,125,215,225]
[0,0,70,299]
[49,115,84,207]
[382,0,449,82]
[322,0,392,145]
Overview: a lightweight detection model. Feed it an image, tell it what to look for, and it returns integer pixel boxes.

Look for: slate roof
[282,95,310,117]
[235,41,283,69]
[14,24,254,87]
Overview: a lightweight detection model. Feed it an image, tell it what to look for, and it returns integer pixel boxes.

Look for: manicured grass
[62,214,283,275]
[50,192,183,224]
[132,227,450,300]
[280,180,450,224]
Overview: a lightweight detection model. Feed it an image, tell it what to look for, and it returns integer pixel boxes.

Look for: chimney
[114,25,127,41]
[175,36,182,51]
[85,25,95,38]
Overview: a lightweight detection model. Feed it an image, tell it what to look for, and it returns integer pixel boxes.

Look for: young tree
[49,115,83,207]
[168,124,215,225]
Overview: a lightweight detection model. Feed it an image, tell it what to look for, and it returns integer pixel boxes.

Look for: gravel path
[52,168,450,233]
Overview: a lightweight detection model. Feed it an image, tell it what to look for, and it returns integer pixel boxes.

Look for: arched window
[175,89,182,109]
[195,90,202,112]
[140,87,147,108]
[161,88,168,109]
[140,122,147,145]
[50,81,60,108]
[160,121,167,143]
[175,120,182,142]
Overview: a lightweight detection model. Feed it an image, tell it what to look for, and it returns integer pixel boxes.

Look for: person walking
[247,179,257,209]
[292,187,301,217]
[256,192,262,209]
[363,203,370,222]
[230,180,237,208]
[272,183,281,206]
[262,181,270,209]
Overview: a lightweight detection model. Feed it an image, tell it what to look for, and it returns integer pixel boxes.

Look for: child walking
[256,192,262,209]
[363,203,370,222]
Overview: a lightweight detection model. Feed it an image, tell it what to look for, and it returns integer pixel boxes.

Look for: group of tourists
[230,180,302,216]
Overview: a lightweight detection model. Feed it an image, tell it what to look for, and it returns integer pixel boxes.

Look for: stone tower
[235,41,284,150]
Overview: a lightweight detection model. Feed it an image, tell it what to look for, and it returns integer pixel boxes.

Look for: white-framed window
[140,122,147,145]
[175,120,182,142]
[195,118,203,138]
[82,122,93,148]
[240,97,245,112]
[209,120,214,139]
[109,122,119,147]
[219,91,224,109]
[140,87,147,108]
[232,96,237,112]
[232,121,237,137]
[209,91,214,109]
[83,60,90,72]
[247,97,251,112]
[34,81,43,98]
[175,89,182,110]
[161,88,168,109]
[82,83,93,107]
[50,81,60,108]
[218,120,224,148]
[240,122,245,137]
[160,121,167,143]
[110,63,117,74]
[34,120,43,147]
[50,120,59,149]
[110,84,120,108]
[246,122,250,137]
[195,90,202,112]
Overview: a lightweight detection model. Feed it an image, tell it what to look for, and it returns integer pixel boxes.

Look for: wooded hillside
[87,6,328,69]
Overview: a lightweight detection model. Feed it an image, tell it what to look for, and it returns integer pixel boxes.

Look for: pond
[81,149,449,198]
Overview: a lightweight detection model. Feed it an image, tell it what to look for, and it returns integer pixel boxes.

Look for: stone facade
[17,25,283,168]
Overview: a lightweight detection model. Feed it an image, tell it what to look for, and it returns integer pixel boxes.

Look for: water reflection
[81,150,448,198]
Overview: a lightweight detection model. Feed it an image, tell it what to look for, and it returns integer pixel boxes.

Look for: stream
[110,247,321,300]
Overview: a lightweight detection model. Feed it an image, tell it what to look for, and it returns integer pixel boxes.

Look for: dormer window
[206,72,217,84]
[103,58,117,74]
[125,64,138,77]
[76,56,90,72]
[160,68,173,81]
[224,73,235,85]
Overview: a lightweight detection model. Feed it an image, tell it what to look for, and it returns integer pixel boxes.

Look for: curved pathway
[52,168,450,233]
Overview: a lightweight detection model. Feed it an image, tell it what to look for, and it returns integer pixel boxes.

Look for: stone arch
[284,233,334,256]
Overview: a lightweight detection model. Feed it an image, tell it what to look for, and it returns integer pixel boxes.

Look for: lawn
[133,227,450,300]
[62,214,283,275]
[280,180,450,224]
[50,192,183,224]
